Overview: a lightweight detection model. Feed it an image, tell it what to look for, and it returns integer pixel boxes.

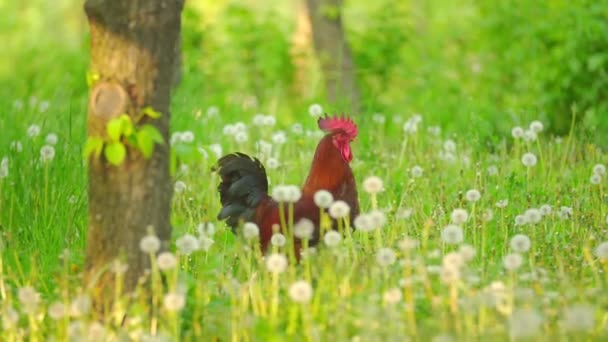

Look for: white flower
[181,131,194,143]
[496,199,509,208]
[45,133,58,145]
[503,253,523,271]
[362,176,383,194]
[289,280,314,303]
[284,185,301,203]
[170,132,183,144]
[197,222,215,237]
[595,241,608,259]
[369,210,387,229]
[40,145,55,163]
[140,235,161,254]
[465,189,481,202]
[163,292,186,312]
[521,152,538,167]
[199,235,214,252]
[376,248,397,267]
[323,231,342,247]
[482,209,494,222]
[373,113,386,124]
[396,207,413,220]
[176,234,200,255]
[252,114,265,126]
[328,200,350,219]
[509,309,542,339]
[524,208,542,224]
[243,222,260,240]
[561,304,595,332]
[450,208,468,224]
[524,130,537,142]
[313,190,333,208]
[262,115,276,126]
[271,131,287,145]
[266,253,288,274]
[157,252,178,271]
[70,295,91,316]
[441,225,464,244]
[539,204,552,216]
[410,166,423,178]
[443,139,456,152]
[27,124,41,137]
[487,165,498,176]
[510,234,531,253]
[18,286,40,314]
[291,123,303,134]
[593,164,606,176]
[223,124,236,135]
[529,120,544,133]
[442,252,464,270]
[48,302,67,320]
[458,244,476,262]
[514,215,527,226]
[590,174,602,185]
[511,126,524,138]
[0,157,8,179]
[383,288,402,304]
[294,218,315,240]
[174,181,187,193]
[308,104,323,117]
[271,185,288,202]
[354,214,374,232]
[266,157,279,170]
[440,266,460,285]
[398,237,419,251]
[427,126,441,136]
[271,233,286,247]
[209,144,222,158]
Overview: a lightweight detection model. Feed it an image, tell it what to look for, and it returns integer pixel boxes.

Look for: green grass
[2,0,608,340]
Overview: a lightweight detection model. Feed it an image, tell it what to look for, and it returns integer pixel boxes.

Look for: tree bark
[306,0,360,112]
[83,0,183,309]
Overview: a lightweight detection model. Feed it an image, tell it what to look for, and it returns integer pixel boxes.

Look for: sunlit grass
[1,98,608,340]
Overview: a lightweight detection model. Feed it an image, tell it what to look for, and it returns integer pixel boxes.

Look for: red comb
[318,114,358,138]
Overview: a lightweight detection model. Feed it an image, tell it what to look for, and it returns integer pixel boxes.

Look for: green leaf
[83,136,104,159]
[107,118,123,141]
[139,125,164,143]
[136,125,164,159]
[104,141,126,166]
[120,114,134,137]
[142,106,162,119]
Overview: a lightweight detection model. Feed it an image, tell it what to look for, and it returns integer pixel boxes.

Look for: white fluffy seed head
[539,204,552,216]
[289,280,314,303]
[271,185,289,202]
[328,200,350,219]
[243,222,259,240]
[383,288,402,304]
[593,163,606,176]
[363,176,384,194]
[503,253,523,271]
[443,139,456,152]
[590,174,602,185]
[266,253,288,274]
[163,292,186,312]
[313,190,334,208]
[174,181,187,193]
[284,185,302,203]
[271,233,286,247]
[411,166,423,178]
[376,248,397,267]
[511,126,524,138]
[561,304,595,332]
[595,241,608,259]
[308,104,323,117]
[465,189,481,202]
[529,120,544,133]
[354,214,374,232]
[514,215,527,226]
[323,230,342,247]
[140,235,161,254]
[450,208,469,224]
[496,199,509,208]
[176,234,200,255]
[524,208,542,224]
[458,244,476,262]
[521,152,538,167]
[510,234,531,253]
[441,225,464,244]
[294,218,315,240]
[509,309,542,339]
[157,252,178,271]
[40,145,55,163]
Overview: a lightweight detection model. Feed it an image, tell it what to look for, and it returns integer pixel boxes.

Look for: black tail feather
[214,153,268,231]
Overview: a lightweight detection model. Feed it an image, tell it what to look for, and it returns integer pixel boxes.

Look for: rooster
[214,114,360,254]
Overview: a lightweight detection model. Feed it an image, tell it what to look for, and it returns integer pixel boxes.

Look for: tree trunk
[306,0,360,112]
[83,0,183,309]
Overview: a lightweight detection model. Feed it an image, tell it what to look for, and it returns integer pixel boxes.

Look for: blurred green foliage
[1,0,607,144]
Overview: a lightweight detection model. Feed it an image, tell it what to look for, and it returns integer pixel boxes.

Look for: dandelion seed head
[383,288,402,304]
[234,131,248,143]
[529,120,544,133]
[362,176,384,194]
[176,234,200,255]
[561,304,595,332]
[510,234,532,253]
[496,199,509,208]
[440,266,460,285]
[524,130,537,142]
[524,208,542,224]
[398,237,419,251]
[511,126,524,138]
[328,200,350,219]
[294,218,315,240]
[450,208,469,224]
[207,106,219,118]
[590,174,602,185]
[18,286,40,314]
[27,124,41,137]
[262,115,276,127]
[266,157,279,169]
[442,252,464,270]
[595,241,608,259]
[271,233,286,247]
[487,165,498,176]
[441,224,464,244]
[521,152,538,167]
[163,292,186,312]
[48,302,67,320]
[289,280,314,303]
[376,248,397,267]
[482,209,494,222]
[503,253,524,271]
[323,230,342,247]
[181,131,194,143]
[271,131,287,145]
[459,244,476,262]
[70,295,91,317]
[157,252,178,271]
[40,145,55,163]
[539,204,552,216]
[308,104,323,117]
[514,214,527,226]
[443,139,456,152]
[174,181,187,193]
[354,213,373,232]
[271,185,288,202]
[558,206,573,220]
[266,253,288,274]
[465,189,481,202]
[140,234,161,254]
[284,185,301,203]
[593,164,606,176]
[509,309,542,339]
[243,222,260,240]
[313,190,334,208]
[411,166,423,178]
